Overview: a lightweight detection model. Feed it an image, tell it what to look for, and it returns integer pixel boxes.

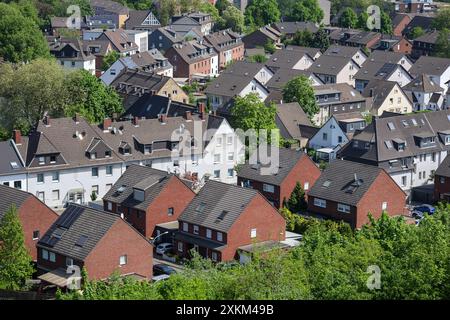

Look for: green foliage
[264,39,276,54]
[291,0,324,23]
[90,191,97,201]
[432,9,450,31]
[339,8,358,28]
[282,75,318,119]
[435,29,450,59]
[409,26,425,40]
[363,113,373,125]
[319,160,328,170]
[244,0,281,29]
[357,11,369,30]
[198,1,221,24]
[0,2,50,63]
[248,54,268,63]
[102,51,120,71]
[286,182,307,213]
[380,11,393,35]
[215,0,231,14]
[221,5,245,33]
[0,204,34,290]
[289,27,329,50]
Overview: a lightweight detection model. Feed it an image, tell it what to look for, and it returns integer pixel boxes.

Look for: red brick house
[392,14,411,37]
[175,180,286,262]
[103,164,195,239]
[0,185,58,261]
[434,155,450,203]
[307,160,407,229]
[204,29,244,70]
[37,204,153,286]
[237,148,321,209]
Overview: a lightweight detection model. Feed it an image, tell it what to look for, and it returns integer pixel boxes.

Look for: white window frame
[217,232,223,242]
[314,198,327,208]
[193,225,199,235]
[263,184,275,193]
[206,229,212,239]
[250,228,257,238]
[119,255,127,266]
[183,222,188,232]
[382,202,388,210]
[337,203,350,213]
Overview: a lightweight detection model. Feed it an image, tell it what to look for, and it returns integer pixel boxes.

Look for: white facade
[292,55,315,71]
[125,30,149,53]
[0,173,27,192]
[309,117,349,150]
[385,66,413,87]
[210,54,219,77]
[58,58,96,75]
[254,66,273,85]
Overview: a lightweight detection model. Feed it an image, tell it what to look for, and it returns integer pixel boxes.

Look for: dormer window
[38,156,45,165]
[50,155,56,163]
[105,151,111,158]
[90,153,97,159]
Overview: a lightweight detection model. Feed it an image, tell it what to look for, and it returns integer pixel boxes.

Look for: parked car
[152,274,170,282]
[156,243,173,255]
[412,210,425,219]
[153,263,177,276]
[414,204,435,215]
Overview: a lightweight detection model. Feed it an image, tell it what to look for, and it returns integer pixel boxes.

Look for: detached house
[402,74,445,111]
[411,31,443,58]
[434,155,450,203]
[0,185,58,260]
[204,29,244,69]
[171,12,214,36]
[237,148,321,209]
[307,160,407,229]
[266,48,316,72]
[308,55,360,86]
[322,45,368,67]
[242,26,282,49]
[392,13,411,37]
[88,0,130,29]
[175,180,286,262]
[409,56,450,90]
[37,204,153,286]
[103,165,195,239]
[272,21,319,40]
[354,61,413,92]
[125,10,161,32]
[367,51,413,71]
[48,37,96,75]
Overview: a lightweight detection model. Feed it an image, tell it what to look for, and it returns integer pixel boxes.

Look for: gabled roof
[100,29,139,53]
[123,94,196,119]
[0,140,26,176]
[266,68,322,90]
[413,30,441,45]
[125,10,161,30]
[90,0,129,15]
[169,40,216,64]
[266,49,313,70]
[308,55,356,76]
[410,56,450,78]
[275,102,314,140]
[323,45,365,59]
[367,50,412,66]
[361,79,400,112]
[308,160,387,205]
[402,74,443,93]
[0,185,32,220]
[204,29,242,52]
[345,31,381,45]
[285,45,321,59]
[355,61,409,81]
[272,21,319,35]
[178,180,260,233]
[404,15,433,34]
[436,155,450,178]
[314,83,366,103]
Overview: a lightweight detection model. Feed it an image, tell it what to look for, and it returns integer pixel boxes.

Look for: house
[272,21,319,40]
[366,51,413,71]
[307,160,407,229]
[242,26,282,49]
[308,55,360,86]
[164,40,219,79]
[88,0,130,29]
[83,29,139,57]
[372,35,413,54]
[101,50,173,86]
[338,109,450,193]
[322,45,368,68]
[334,113,368,139]
[403,15,434,38]
[48,37,96,75]
[82,39,114,74]
[37,204,153,286]
[266,68,323,100]
[204,29,244,69]
[1,113,243,208]
[50,17,86,36]
[308,116,350,161]
[392,13,412,37]
[328,28,361,45]
[409,56,450,90]
[103,165,195,239]
[275,102,318,148]
[204,61,273,114]
[402,74,445,111]
[171,12,214,36]
[148,27,184,53]
[0,137,27,191]
[125,10,161,32]
[109,69,187,109]
[285,45,322,60]
[237,148,321,209]
[344,31,382,49]
[313,83,368,126]
[362,79,413,116]
[434,155,450,202]
[123,30,149,53]
[266,48,316,72]
[411,30,442,58]
[175,180,286,262]
[0,185,58,260]
[354,61,413,92]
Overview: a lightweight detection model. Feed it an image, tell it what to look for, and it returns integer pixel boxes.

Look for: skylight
[387,122,395,131]
[411,119,418,126]
[75,235,88,247]
[195,202,206,213]
[322,180,332,188]
[10,162,19,169]
[384,140,393,149]
[217,210,228,221]
[402,120,409,127]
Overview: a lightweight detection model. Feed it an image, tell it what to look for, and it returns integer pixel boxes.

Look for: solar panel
[75,235,88,247]
[58,205,82,229]
[52,227,65,239]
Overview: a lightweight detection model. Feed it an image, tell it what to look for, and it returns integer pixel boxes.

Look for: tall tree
[312,27,330,50]
[282,75,319,119]
[291,29,314,47]
[244,0,281,29]
[339,8,358,29]
[357,11,369,30]
[0,205,34,290]
[286,182,307,213]
[221,5,245,33]
[380,11,393,35]
[409,26,425,40]
[435,28,450,59]
[291,0,324,23]
[432,8,450,31]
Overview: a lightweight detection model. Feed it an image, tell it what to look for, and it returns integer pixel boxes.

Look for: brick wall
[435,175,450,202]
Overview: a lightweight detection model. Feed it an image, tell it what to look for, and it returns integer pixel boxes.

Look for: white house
[402,75,445,111]
[308,116,349,161]
[410,56,450,91]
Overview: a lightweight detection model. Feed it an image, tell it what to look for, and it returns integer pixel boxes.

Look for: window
[206,229,212,239]
[338,136,343,143]
[168,207,174,216]
[227,136,233,145]
[402,176,407,187]
[211,251,218,262]
[37,191,45,202]
[52,171,59,182]
[49,251,56,262]
[183,222,188,232]
[227,169,234,178]
[251,228,257,238]
[263,184,275,193]
[105,150,111,158]
[52,190,60,201]
[42,249,49,260]
[323,133,328,141]
[106,183,112,191]
[304,182,309,190]
[3,182,9,187]
[50,155,56,163]
[193,225,199,235]
[216,137,222,146]
[441,177,446,184]
[227,152,234,161]
[107,201,112,211]
[214,170,220,178]
[314,198,326,208]
[92,185,99,196]
[92,167,99,177]
[144,145,151,154]
[33,230,40,240]
[66,258,74,267]
[217,232,223,242]
[178,242,183,252]
[432,153,436,162]
[382,202,388,210]
[38,157,45,165]
[337,203,350,213]
[37,173,44,183]
[214,154,221,163]
[14,181,22,189]
[106,165,113,176]
[119,255,127,266]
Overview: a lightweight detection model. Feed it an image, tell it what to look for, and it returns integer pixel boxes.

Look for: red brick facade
[391,38,412,54]
[218,44,244,69]
[165,48,214,79]
[434,175,450,203]
[393,15,411,37]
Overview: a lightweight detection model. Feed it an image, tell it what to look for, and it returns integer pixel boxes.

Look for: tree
[432,8,450,31]
[264,39,276,54]
[435,29,450,59]
[199,1,222,25]
[221,5,245,33]
[102,51,120,71]
[0,59,68,135]
[0,2,50,63]
[244,0,281,29]
[282,76,319,119]
[0,205,34,290]
[409,26,425,39]
[291,29,314,47]
[339,8,357,28]
[357,11,369,30]
[380,11,393,35]
[231,93,277,133]
[277,0,296,19]
[248,54,268,63]
[65,70,124,123]
[286,182,307,213]
[157,0,178,25]
[215,0,231,14]
[312,27,330,50]
[291,0,324,23]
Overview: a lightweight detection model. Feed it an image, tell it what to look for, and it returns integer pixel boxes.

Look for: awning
[175,232,227,251]
[38,268,81,288]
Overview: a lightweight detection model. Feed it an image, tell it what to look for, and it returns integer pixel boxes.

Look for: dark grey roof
[90,0,129,15]
[355,61,406,81]
[323,45,365,59]
[403,74,443,93]
[266,68,320,90]
[345,31,381,45]
[272,21,319,35]
[361,79,399,112]
[367,51,411,66]
[413,30,441,45]
[410,56,450,78]
[275,102,314,140]
[308,159,386,205]
[0,140,26,176]
[125,10,161,30]
[123,94,196,119]
[204,29,242,53]
[0,184,32,220]
[404,15,433,34]
[237,147,308,185]
[308,55,355,76]
[266,49,313,70]
[284,45,321,59]
[37,204,123,261]
[436,155,450,178]
[178,180,259,233]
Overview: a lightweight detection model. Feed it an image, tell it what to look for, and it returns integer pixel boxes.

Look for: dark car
[153,263,177,276]
[414,204,435,215]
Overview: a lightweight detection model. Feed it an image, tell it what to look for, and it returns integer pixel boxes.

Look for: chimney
[132,116,139,126]
[74,113,80,123]
[184,111,193,121]
[43,115,50,126]
[13,130,22,145]
[103,118,112,131]
[198,102,206,119]
[159,114,167,123]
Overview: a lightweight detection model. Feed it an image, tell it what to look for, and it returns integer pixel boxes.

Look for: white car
[156,243,173,255]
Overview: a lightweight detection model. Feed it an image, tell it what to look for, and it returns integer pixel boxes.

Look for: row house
[339,110,450,193]
[354,61,413,92]
[411,30,442,58]
[392,13,412,37]
[307,159,407,229]
[266,49,316,72]
[0,113,243,209]
[83,29,139,57]
[272,21,319,40]
[49,17,86,37]
[403,15,434,38]
[237,148,321,209]
[367,51,413,71]
[307,55,360,87]
[322,45,367,68]
[37,204,153,287]
[171,12,214,36]
[402,74,445,111]
[88,0,130,29]
[103,164,195,239]
[47,37,96,75]
[0,185,58,260]
[328,28,381,49]
[372,35,412,54]
[242,26,282,49]
[434,155,450,203]
[148,27,184,53]
[164,40,219,79]
[285,45,322,60]
[409,56,450,91]
[101,50,173,86]
[204,29,244,70]
[175,180,286,263]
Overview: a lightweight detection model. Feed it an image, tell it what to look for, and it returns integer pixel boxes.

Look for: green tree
[199,1,222,24]
[0,2,50,63]
[244,0,281,29]
[380,11,393,35]
[65,70,124,123]
[282,75,319,119]
[291,29,314,47]
[215,0,231,14]
[0,205,34,290]
[286,182,307,213]
[409,26,425,39]
[221,5,245,33]
[248,54,268,63]
[357,11,369,30]
[312,27,330,50]
[231,93,277,133]
[432,8,450,31]
[264,39,276,54]
[339,8,358,28]
[291,0,324,23]
[435,29,450,59]
[102,51,120,71]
